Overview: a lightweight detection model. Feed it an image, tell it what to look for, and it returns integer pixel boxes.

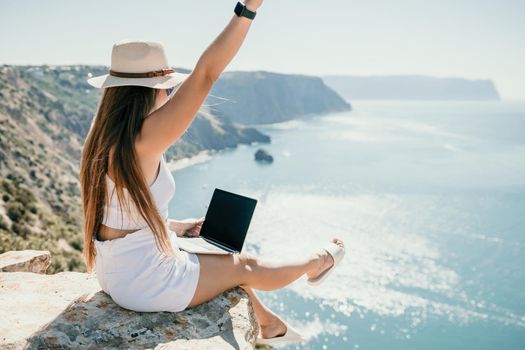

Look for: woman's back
[99,151,176,237]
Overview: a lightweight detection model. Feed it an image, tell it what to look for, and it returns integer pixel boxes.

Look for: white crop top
[102,153,176,230]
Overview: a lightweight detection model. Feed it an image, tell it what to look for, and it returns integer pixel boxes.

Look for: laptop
[175,188,258,254]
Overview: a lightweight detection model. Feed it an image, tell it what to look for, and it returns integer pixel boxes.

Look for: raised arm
[136,0,263,158]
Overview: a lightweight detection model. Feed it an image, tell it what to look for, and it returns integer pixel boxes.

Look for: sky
[1,0,524,100]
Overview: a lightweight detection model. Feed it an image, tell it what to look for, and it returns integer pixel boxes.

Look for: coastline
[166,150,214,173]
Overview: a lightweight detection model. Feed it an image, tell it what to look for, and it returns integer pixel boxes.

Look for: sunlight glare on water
[170,101,525,349]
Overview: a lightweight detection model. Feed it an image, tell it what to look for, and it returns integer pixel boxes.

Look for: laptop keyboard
[185,237,225,252]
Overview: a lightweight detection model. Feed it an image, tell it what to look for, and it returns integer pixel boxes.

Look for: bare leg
[239,285,288,339]
[187,238,345,309]
[187,252,317,307]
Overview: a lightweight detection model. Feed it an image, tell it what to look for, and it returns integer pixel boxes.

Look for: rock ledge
[0,250,259,349]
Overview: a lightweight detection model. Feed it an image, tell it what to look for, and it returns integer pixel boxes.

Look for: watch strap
[234,1,256,20]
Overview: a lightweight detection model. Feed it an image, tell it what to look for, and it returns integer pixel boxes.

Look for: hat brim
[86,71,190,89]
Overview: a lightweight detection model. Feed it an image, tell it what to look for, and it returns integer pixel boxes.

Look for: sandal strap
[322,241,345,265]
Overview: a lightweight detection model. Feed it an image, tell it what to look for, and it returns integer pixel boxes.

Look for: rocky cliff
[209,70,351,124]
[0,250,261,349]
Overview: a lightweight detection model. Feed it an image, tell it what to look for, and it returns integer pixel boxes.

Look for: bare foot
[306,238,345,282]
[259,314,288,339]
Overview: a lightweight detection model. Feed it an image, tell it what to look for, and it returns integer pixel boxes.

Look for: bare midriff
[96,219,168,241]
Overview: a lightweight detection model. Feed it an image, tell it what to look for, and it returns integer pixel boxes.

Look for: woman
[80,0,345,346]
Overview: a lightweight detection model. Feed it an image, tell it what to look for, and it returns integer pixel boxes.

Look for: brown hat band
[109,68,175,78]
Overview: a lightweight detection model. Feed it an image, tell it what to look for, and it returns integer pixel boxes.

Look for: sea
[168,100,525,350]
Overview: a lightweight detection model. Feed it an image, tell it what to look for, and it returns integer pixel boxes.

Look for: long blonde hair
[80,85,177,273]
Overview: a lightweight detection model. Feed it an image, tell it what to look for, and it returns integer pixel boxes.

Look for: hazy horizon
[1,0,523,100]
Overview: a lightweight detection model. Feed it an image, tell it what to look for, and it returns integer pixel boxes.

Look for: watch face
[234,2,243,15]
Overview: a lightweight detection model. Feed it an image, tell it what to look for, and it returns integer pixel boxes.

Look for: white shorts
[94,226,201,312]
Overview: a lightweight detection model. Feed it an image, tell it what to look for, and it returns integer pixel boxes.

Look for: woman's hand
[170,217,205,237]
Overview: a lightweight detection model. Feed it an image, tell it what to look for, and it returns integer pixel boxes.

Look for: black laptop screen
[201,188,257,252]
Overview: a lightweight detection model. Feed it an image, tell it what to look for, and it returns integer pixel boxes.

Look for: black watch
[234,1,256,20]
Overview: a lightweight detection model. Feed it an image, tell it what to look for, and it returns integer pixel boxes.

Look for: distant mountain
[207,70,351,124]
[322,74,500,100]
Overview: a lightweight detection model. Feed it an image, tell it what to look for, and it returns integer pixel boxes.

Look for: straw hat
[87,39,189,89]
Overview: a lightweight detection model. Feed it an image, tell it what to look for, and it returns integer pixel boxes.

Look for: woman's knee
[237,252,258,267]
[236,252,260,284]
